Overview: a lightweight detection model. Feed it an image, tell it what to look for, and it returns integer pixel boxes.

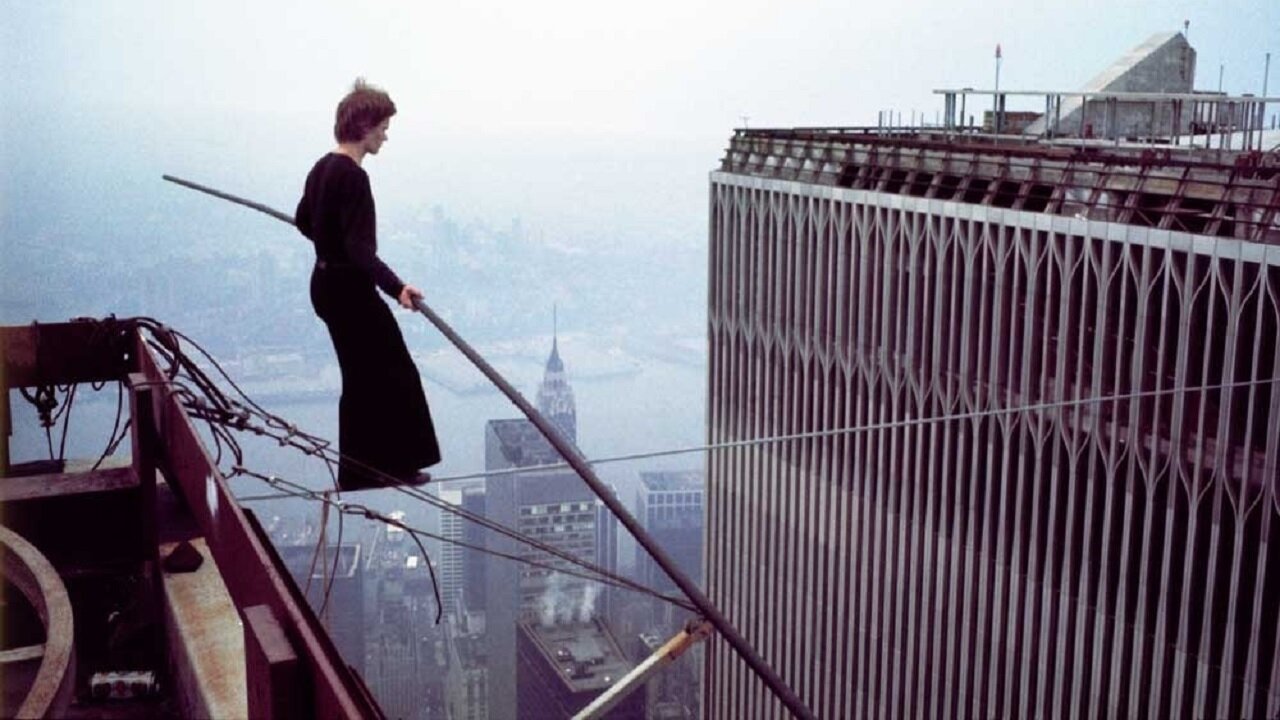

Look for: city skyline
[3,6,1279,719]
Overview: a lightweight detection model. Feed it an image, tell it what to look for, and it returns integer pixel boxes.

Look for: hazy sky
[2,1,1277,257]
[5,0,1277,138]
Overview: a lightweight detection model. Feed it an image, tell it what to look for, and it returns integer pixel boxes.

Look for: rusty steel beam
[244,604,302,720]
[126,373,166,677]
[0,466,137,503]
[132,333,383,720]
[0,320,136,477]
[0,320,134,390]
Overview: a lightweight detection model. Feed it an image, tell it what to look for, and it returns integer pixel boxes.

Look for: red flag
[996,43,1002,59]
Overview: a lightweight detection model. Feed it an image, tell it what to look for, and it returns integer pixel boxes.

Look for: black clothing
[297,153,405,298]
[297,153,441,490]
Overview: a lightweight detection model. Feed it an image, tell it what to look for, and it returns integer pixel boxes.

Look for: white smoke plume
[539,574,565,628]
[538,576,602,627]
[578,584,600,623]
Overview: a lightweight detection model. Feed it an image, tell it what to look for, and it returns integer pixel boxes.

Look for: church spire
[548,304,563,371]
[537,306,576,442]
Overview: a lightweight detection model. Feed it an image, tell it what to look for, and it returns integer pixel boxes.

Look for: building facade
[537,329,578,443]
[516,619,644,719]
[277,541,365,676]
[596,486,621,626]
[445,610,490,720]
[358,514,449,719]
[439,487,469,619]
[635,470,704,598]
[483,337,630,717]
[703,127,1280,719]
[634,471,705,718]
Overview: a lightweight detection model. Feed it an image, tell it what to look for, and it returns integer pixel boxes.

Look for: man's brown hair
[334,78,397,143]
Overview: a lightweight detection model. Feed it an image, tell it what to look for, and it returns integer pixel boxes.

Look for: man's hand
[398,284,423,309]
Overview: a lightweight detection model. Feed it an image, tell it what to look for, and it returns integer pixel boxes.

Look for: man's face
[365,118,390,155]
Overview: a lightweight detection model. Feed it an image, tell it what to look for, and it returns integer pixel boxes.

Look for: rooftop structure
[637,470,704,493]
[721,122,1280,244]
[1019,31,1196,136]
[486,418,563,468]
[516,618,643,718]
[723,35,1278,251]
[277,542,361,579]
[520,619,633,694]
[0,320,382,718]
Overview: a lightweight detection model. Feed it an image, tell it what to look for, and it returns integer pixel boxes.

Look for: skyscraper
[363,515,448,719]
[704,35,1280,720]
[537,313,578,443]
[595,485,621,626]
[277,541,365,676]
[484,419,600,718]
[439,486,470,618]
[634,471,705,719]
[517,618,645,719]
[441,485,491,720]
[635,471,704,604]
[483,336,625,718]
[463,485,490,613]
[444,610,489,720]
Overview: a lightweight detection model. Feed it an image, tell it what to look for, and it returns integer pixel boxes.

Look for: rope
[234,467,695,614]
[241,374,1280,490]
[114,316,675,615]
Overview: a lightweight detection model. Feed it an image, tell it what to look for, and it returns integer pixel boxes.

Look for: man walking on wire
[295,78,441,490]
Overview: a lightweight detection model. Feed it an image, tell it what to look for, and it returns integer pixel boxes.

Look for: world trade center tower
[704,33,1280,720]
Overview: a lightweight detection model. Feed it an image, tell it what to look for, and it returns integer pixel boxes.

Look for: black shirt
[296,153,405,298]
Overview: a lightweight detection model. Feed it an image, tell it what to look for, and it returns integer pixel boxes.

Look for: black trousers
[311,266,441,490]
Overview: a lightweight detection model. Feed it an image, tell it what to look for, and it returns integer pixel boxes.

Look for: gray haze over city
[5,0,1275,491]
[3,1,1276,717]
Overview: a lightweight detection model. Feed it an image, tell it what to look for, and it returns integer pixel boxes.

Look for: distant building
[483,336,625,718]
[440,487,468,619]
[364,517,448,720]
[445,610,489,720]
[595,486,620,625]
[439,480,489,621]
[515,482,602,618]
[536,320,578,443]
[634,472,704,720]
[277,542,365,676]
[484,416,598,719]
[462,485,489,613]
[517,619,644,719]
[635,471,704,599]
